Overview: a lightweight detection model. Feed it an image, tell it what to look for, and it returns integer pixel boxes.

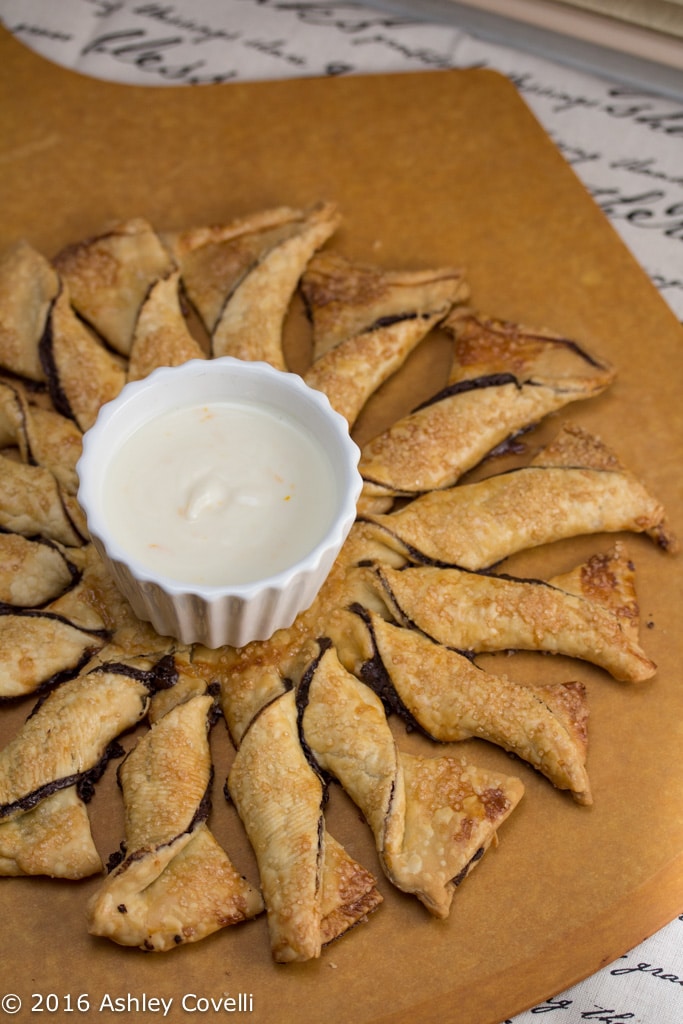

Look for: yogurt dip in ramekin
[77,357,361,648]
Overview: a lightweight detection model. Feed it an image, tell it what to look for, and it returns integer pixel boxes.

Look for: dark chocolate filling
[38,290,76,423]
[412,371,521,413]
[0,738,125,819]
[348,605,426,736]
[452,845,485,887]
[0,602,110,638]
[367,311,421,331]
[295,639,333,796]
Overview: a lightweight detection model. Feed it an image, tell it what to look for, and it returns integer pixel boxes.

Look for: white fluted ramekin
[77,357,361,648]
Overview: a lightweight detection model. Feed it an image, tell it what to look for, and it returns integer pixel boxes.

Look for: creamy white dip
[103,399,338,586]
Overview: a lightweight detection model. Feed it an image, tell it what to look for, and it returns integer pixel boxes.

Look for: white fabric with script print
[505,915,683,1023]
[0,3,682,1023]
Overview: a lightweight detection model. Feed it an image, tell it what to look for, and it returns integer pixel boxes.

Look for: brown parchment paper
[1,27,682,1024]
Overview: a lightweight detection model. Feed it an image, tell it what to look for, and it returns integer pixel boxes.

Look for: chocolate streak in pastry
[329,609,591,804]
[163,205,334,336]
[302,252,469,427]
[361,424,676,570]
[0,533,78,607]
[40,283,127,431]
[358,309,615,509]
[53,218,175,357]
[298,638,525,916]
[0,605,108,699]
[0,379,83,495]
[127,270,205,382]
[0,240,59,383]
[211,201,340,369]
[352,541,656,683]
[226,686,382,962]
[87,690,263,951]
[0,656,165,878]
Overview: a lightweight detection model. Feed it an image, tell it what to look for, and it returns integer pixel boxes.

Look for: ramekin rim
[76,357,362,603]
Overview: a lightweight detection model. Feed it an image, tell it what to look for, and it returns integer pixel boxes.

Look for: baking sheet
[1,26,682,1024]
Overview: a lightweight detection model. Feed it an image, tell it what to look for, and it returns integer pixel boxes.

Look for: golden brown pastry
[62,543,176,659]
[211,202,340,368]
[355,542,656,683]
[304,312,444,428]
[302,252,468,426]
[0,379,34,460]
[361,424,676,569]
[196,635,294,749]
[0,656,156,813]
[146,652,211,724]
[298,639,524,916]
[0,240,59,382]
[301,250,469,359]
[127,269,206,381]
[0,607,108,699]
[0,533,77,607]
[227,687,382,961]
[20,404,83,494]
[41,283,127,431]
[331,609,591,804]
[0,655,166,878]
[358,309,615,505]
[0,786,103,879]
[0,379,83,495]
[196,592,383,965]
[87,691,263,951]
[192,525,407,749]
[163,205,329,335]
[53,218,175,356]
[0,455,87,547]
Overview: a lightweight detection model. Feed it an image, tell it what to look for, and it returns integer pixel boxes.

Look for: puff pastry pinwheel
[226,686,382,962]
[329,608,591,804]
[0,379,83,495]
[127,269,205,381]
[87,687,263,951]
[40,283,127,431]
[0,655,167,877]
[0,240,59,382]
[352,541,656,683]
[358,308,615,509]
[297,638,524,916]
[302,252,469,426]
[0,533,78,608]
[0,205,677,970]
[53,217,175,357]
[164,202,340,370]
[361,423,676,569]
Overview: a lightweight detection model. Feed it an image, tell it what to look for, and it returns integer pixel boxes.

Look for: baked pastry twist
[358,308,615,510]
[302,251,469,426]
[87,684,263,951]
[351,542,656,683]
[297,638,524,917]
[361,423,676,569]
[330,608,591,804]
[0,655,167,877]
[226,685,382,962]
